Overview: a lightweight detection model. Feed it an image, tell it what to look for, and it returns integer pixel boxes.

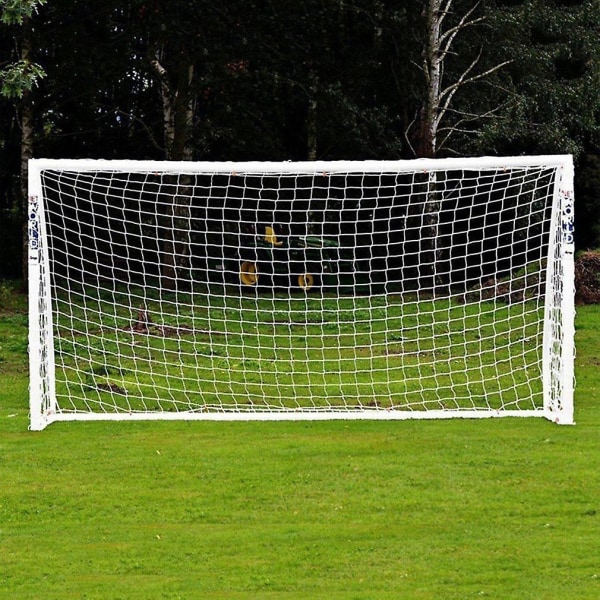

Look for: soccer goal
[28,156,575,430]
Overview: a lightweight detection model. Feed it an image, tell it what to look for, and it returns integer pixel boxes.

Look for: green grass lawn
[2,281,600,599]
[44,282,545,419]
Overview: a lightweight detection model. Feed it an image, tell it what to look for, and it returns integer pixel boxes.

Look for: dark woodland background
[1,0,599,281]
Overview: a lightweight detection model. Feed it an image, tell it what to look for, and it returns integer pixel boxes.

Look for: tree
[0,0,47,284]
[0,0,46,99]
[480,0,600,248]
[399,1,513,290]
[2,0,600,283]
[479,0,600,157]
[405,0,512,158]
[34,1,166,159]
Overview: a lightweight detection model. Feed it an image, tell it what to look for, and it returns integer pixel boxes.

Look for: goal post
[28,156,575,430]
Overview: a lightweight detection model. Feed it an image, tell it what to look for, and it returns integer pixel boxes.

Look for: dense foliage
[1,0,599,278]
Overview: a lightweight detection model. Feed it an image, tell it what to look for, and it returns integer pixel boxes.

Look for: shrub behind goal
[28,156,575,430]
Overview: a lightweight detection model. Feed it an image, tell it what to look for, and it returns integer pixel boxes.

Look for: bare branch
[404,111,418,156]
[437,0,454,31]
[439,2,483,57]
[437,99,516,151]
[441,58,514,103]
[436,56,513,131]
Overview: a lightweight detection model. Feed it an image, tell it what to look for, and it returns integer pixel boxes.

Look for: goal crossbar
[28,155,571,175]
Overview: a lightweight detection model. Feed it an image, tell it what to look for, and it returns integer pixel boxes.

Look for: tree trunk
[150,53,195,291]
[306,71,318,160]
[151,51,194,161]
[420,0,443,158]
[20,16,34,290]
[422,171,445,294]
[418,1,443,294]
[160,180,193,291]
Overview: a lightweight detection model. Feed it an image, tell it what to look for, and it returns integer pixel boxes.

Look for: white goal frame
[28,156,575,430]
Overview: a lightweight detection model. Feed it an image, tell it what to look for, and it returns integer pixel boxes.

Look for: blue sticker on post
[560,190,574,254]
[29,195,40,258]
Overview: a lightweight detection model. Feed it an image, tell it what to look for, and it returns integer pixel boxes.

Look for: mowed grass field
[50,282,544,416]
[1,280,600,599]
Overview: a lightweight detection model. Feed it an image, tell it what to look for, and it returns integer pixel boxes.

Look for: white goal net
[28,157,575,430]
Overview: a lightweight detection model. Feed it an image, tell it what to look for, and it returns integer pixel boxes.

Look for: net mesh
[31,161,569,421]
